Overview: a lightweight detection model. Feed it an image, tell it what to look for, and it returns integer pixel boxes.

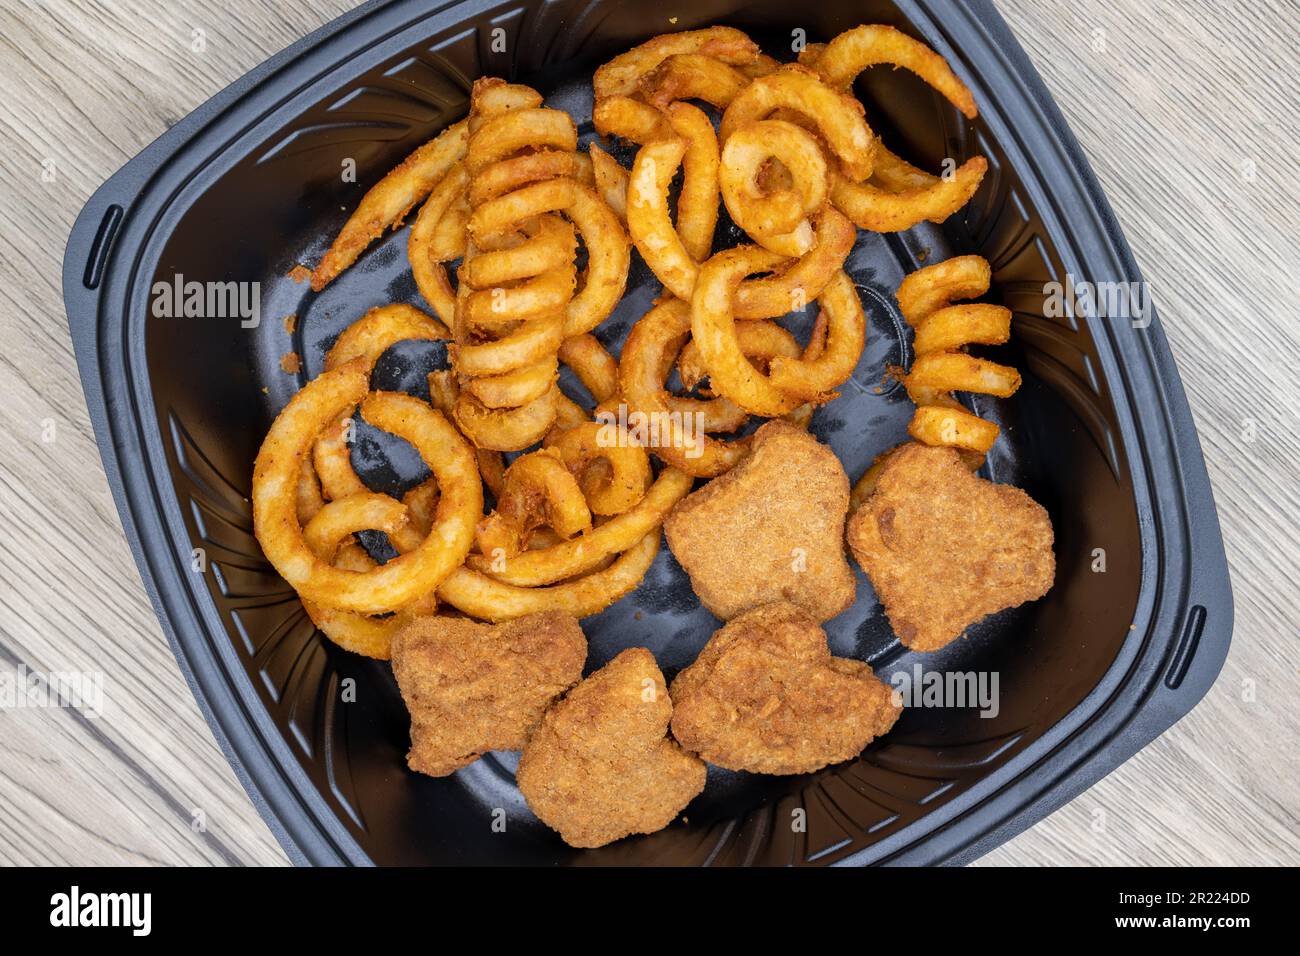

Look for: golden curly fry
[464,215,575,288]
[627,139,697,300]
[593,95,671,142]
[427,371,506,499]
[467,176,575,242]
[767,271,867,401]
[468,149,585,205]
[325,302,451,370]
[588,145,629,223]
[253,365,478,615]
[453,386,560,452]
[639,53,752,110]
[545,420,652,516]
[593,26,760,100]
[809,24,978,118]
[732,207,856,319]
[409,164,471,324]
[896,252,991,323]
[595,98,718,263]
[464,356,558,409]
[690,246,809,417]
[663,103,720,264]
[738,53,782,79]
[467,108,578,175]
[676,319,822,427]
[831,157,988,232]
[452,80,624,450]
[438,530,662,621]
[871,141,944,191]
[299,492,437,660]
[462,265,577,331]
[311,303,452,501]
[453,313,565,379]
[676,319,801,390]
[430,192,471,262]
[452,82,584,449]
[721,66,875,181]
[311,415,366,501]
[475,447,592,558]
[849,255,1018,504]
[312,119,468,291]
[720,119,828,255]
[688,245,864,415]
[468,82,542,132]
[562,182,631,336]
[619,297,752,477]
[248,369,395,613]
[618,114,720,271]
[798,28,985,230]
[295,457,325,526]
[402,479,440,536]
[467,466,690,586]
[558,333,618,404]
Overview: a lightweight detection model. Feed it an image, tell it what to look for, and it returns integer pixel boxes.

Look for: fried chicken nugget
[516,648,706,848]
[664,421,856,622]
[670,602,900,774]
[847,443,1055,651]
[390,611,587,777]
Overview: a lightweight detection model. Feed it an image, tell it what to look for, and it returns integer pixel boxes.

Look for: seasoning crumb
[634,611,642,621]
[916,247,930,263]
[288,264,312,284]
[261,386,269,394]
[669,17,678,24]
[280,351,303,374]
[283,314,297,334]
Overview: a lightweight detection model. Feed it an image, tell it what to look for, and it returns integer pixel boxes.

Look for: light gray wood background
[0,0,1295,866]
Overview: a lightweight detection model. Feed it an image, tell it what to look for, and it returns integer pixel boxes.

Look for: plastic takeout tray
[63,0,1232,865]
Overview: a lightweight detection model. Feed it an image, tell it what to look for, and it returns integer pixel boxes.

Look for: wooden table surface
[1,0,1295,867]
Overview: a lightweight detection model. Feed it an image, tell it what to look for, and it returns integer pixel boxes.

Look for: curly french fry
[252,372,481,616]
[312,120,469,291]
[721,66,876,182]
[475,448,593,558]
[593,26,760,100]
[439,530,662,621]
[311,303,451,501]
[850,255,1019,507]
[300,493,438,660]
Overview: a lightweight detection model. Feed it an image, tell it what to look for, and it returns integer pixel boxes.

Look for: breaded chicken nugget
[664,420,855,622]
[390,611,587,776]
[516,647,705,848]
[847,443,1055,651]
[670,602,900,774]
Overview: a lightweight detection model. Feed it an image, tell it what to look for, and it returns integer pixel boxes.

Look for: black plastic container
[63,0,1232,865]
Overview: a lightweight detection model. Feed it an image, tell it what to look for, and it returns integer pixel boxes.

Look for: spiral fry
[451,79,580,450]
[798,29,988,232]
[720,119,829,257]
[849,255,1020,508]
[299,492,438,660]
[475,448,593,559]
